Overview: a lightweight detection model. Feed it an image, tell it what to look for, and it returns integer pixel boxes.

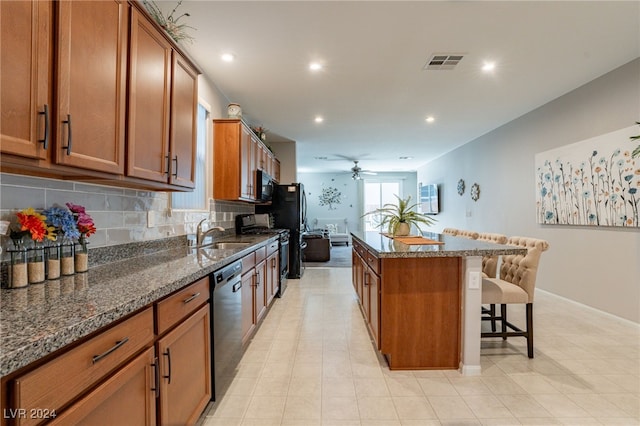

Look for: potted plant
[363,195,436,236]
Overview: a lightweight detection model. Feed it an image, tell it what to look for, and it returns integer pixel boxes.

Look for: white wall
[417,58,640,322]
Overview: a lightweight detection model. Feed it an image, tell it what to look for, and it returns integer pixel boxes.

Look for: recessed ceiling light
[482,61,495,72]
[426,116,435,123]
[314,156,328,160]
[309,62,322,71]
[314,116,324,123]
[221,53,235,62]
[399,156,413,160]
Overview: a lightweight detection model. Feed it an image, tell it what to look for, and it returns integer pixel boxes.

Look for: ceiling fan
[350,160,377,180]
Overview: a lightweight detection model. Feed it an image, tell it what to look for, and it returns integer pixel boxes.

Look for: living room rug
[304,244,351,268]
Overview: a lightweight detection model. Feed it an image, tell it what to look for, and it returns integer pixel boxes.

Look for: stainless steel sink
[208,242,251,250]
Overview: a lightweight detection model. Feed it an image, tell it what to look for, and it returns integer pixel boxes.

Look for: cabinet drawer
[366,251,380,275]
[354,241,366,258]
[155,277,210,335]
[266,240,278,256]
[13,307,154,425]
[254,246,266,264]
[242,252,256,274]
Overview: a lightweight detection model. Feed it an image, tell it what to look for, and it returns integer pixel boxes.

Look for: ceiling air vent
[423,53,465,71]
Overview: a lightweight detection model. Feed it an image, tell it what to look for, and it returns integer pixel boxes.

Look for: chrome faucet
[196,219,225,246]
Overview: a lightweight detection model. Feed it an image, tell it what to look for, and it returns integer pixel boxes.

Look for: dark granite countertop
[351,231,527,258]
[0,234,277,377]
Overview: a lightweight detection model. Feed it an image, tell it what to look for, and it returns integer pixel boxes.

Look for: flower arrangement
[318,186,342,210]
[142,0,195,43]
[66,203,96,253]
[43,206,80,241]
[11,207,55,244]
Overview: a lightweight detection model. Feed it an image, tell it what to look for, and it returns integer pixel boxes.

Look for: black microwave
[256,169,274,202]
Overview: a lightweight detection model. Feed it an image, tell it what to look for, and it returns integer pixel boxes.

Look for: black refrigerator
[257,183,306,278]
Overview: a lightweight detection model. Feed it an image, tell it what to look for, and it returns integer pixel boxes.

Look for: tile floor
[201,268,640,426]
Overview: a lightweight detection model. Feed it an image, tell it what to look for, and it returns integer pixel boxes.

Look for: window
[362,180,402,232]
[171,103,210,210]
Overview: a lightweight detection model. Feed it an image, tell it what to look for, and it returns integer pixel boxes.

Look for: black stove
[236,214,290,296]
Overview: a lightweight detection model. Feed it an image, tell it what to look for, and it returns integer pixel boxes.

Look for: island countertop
[0,234,277,377]
[351,231,527,258]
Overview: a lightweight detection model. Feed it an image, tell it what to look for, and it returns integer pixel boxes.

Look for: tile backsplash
[0,173,253,255]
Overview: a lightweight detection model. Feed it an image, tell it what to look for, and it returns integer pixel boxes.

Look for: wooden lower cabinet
[156,304,211,426]
[351,244,461,370]
[266,249,279,306]
[49,347,157,426]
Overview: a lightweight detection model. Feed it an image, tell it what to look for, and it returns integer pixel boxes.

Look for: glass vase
[75,239,89,273]
[46,239,61,280]
[8,242,28,289]
[60,240,75,276]
[27,244,46,284]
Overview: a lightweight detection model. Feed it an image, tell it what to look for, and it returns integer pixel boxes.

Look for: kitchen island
[351,231,526,375]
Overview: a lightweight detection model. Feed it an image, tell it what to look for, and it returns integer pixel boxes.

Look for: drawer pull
[151,357,160,398]
[183,292,201,304]
[163,348,172,384]
[92,337,129,364]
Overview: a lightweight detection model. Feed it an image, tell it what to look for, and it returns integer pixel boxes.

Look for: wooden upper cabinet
[0,0,52,160]
[54,0,128,174]
[127,6,171,183]
[169,53,198,189]
[127,6,197,188]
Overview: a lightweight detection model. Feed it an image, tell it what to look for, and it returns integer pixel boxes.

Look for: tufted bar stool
[481,236,550,358]
[442,228,459,236]
[455,229,479,239]
[477,232,508,278]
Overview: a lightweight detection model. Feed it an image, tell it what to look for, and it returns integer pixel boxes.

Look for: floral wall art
[535,125,639,227]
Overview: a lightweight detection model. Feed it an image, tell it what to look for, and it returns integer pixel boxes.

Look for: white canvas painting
[535,125,639,227]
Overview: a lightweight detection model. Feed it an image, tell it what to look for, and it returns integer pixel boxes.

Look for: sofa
[302,233,331,262]
[312,218,350,246]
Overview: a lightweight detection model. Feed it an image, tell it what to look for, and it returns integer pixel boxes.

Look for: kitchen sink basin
[208,242,252,250]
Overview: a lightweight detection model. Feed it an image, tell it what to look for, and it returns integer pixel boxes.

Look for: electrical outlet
[147,211,155,228]
[468,271,481,289]
[0,221,10,235]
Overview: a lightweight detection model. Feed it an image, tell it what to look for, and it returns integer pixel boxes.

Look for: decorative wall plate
[471,183,480,201]
[457,179,465,196]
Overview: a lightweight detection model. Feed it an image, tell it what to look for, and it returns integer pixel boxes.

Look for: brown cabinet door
[157,304,211,426]
[169,52,198,188]
[49,348,156,426]
[0,0,52,160]
[241,271,255,344]
[266,251,279,306]
[127,7,171,182]
[55,0,127,174]
[254,260,267,323]
[368,267,380,348]
[240,127,254,200]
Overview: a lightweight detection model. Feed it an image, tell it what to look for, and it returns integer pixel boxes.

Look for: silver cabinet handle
[183,292,200,304]
[92,337,129,364]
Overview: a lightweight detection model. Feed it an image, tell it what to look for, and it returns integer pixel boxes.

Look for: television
[419,183,439,214]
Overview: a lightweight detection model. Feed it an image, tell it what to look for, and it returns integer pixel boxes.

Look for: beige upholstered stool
[481,236,549,358]
[477,232,508,278]
[455,229,479,239]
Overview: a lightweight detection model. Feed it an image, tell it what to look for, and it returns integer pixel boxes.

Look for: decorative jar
[60,240,75,276]
[27,244,46,284]
[46,239,61,280]
[8,243,28,289]
[75,239,89,273]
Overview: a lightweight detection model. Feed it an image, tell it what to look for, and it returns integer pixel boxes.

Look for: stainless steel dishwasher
[210,259,243,404]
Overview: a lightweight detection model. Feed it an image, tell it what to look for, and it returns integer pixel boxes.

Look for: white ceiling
[176,1,640,174]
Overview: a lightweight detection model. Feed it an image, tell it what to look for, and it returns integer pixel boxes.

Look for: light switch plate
[0,221,10,235]
[469,271,481,289]
[147,211,155,228]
